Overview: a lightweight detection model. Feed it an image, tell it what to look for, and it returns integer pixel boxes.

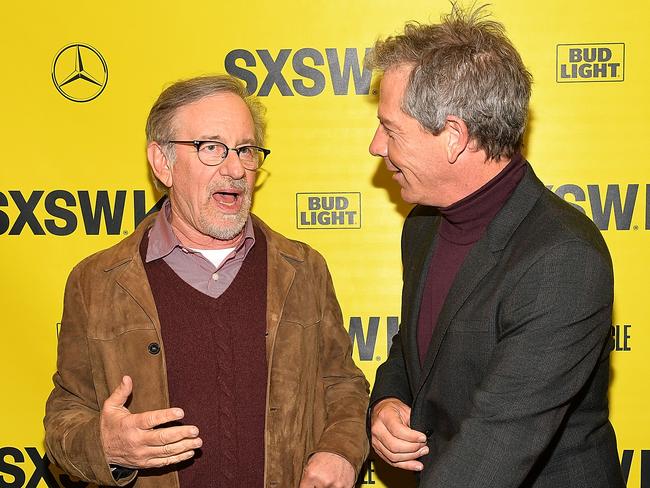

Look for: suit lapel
[264,246,296,363]
[402,215,439,393]
[254,217,301,363]
[416,238,497,395]
[105,216,160,333]
[114,255,160,332]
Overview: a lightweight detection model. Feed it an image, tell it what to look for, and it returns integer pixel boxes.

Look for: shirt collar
[145,198,255,262]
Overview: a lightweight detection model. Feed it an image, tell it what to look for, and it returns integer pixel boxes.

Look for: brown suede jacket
[44,212,369,487]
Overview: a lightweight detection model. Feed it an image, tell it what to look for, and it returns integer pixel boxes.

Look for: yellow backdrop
[1,1,648,486]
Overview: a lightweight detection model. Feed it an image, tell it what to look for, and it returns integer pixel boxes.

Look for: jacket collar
[250,215,305,363]
[99,210,305,361]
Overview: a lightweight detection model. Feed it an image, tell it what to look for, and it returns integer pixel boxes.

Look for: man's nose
[218,150,246,179]
[369,126,387,157]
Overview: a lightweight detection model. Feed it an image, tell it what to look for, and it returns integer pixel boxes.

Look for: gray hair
[367,3,532,160]
[146,74,266,164]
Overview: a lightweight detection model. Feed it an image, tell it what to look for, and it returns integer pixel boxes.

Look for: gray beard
[199,177,253,241]
[200,197,251,240]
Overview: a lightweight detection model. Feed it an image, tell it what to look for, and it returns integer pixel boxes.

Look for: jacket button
[148,342,161,355]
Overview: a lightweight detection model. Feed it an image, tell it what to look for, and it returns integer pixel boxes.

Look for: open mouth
[213,189,242,208]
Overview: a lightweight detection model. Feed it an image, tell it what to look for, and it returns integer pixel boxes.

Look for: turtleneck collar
[437,153,527,245]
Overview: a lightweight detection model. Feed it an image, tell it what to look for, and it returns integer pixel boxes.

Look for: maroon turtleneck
[417,154,527,364]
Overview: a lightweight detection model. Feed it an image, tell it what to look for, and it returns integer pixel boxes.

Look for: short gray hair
[367,3,532,160]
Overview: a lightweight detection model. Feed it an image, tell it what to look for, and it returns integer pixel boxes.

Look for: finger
[153,437,203,458]
[133,407,185,430]
[372,434,428,463]
[142,449,196,469]
[391,459,425,472]
[381,414,427,444]
[371,419,426,453]
[104,376,133,409]
[373,438,426,472]
[143,425,200,446]
[372,400,427,444]
[375,429,426,454]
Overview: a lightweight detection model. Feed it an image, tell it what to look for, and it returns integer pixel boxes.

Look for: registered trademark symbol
[633,225,639,231]
[375,356,382,361]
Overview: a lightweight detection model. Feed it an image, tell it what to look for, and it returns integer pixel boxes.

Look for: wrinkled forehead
[172,93,255,139]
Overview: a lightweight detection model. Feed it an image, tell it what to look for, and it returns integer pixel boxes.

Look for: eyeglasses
[167,140,270,171]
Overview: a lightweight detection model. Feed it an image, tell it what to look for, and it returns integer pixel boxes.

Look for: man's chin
[399,188,418,204]
[201,212,248,241]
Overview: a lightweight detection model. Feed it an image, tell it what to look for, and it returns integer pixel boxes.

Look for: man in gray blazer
[367,5,625,487]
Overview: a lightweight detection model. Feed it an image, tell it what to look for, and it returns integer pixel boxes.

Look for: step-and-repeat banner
[1,1,648,486]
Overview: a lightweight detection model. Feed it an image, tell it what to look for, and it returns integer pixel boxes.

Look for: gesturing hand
[100,376,202,469]
[370,398,428,471]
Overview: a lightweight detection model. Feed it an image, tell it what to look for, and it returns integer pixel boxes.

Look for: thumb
[397,404,412,426]
[105,375,133,409]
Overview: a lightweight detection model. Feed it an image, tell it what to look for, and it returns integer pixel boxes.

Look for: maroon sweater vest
[143,229,267,487]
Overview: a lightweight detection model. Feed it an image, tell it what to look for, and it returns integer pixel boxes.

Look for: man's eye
[202,143,220,152]
[239,146,254,156]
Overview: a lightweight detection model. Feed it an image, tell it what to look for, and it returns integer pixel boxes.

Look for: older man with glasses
[44,75,369,488]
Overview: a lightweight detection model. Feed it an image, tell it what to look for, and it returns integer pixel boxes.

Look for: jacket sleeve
[368,327,412,408]
[369,208,422,410]
[308,251,370,478]
[420,239,616,487]
[44,264,137,487]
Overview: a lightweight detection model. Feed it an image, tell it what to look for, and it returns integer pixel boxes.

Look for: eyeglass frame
[166,140,271,170]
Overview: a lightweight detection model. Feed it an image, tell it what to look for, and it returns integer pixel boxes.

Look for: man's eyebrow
[196,135,256,145]
[378,116,399,131]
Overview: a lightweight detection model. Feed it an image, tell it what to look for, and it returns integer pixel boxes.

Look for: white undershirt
[190,247,236,269]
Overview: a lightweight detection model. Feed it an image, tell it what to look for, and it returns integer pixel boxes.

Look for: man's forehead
[173,93,254,135]
[176,92,246,116]
[378,65,412,104]
[377,67,413,126]
[380,64,413,88]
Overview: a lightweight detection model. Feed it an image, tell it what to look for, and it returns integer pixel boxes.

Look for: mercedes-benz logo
[52,43,108,102]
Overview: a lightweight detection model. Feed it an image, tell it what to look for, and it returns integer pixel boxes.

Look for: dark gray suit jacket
[370,165,624,487]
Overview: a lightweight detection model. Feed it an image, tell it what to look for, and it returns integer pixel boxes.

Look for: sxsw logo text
[547,184,648,230]
[296,192,361,229]
[556,43,624,82]
[1,447,647,487]
[0,190,163,236]
[348,316,399,362]
[621,450,650,486]
[225,48,372,96]
[0,446,87,487]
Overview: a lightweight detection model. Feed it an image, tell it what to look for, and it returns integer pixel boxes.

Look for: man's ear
[147,142,173,189]
[444,115,470,164]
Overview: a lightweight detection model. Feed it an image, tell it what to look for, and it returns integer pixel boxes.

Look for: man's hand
[370,398,428,471]
[100,376,202,469]
[298,452,356,488]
